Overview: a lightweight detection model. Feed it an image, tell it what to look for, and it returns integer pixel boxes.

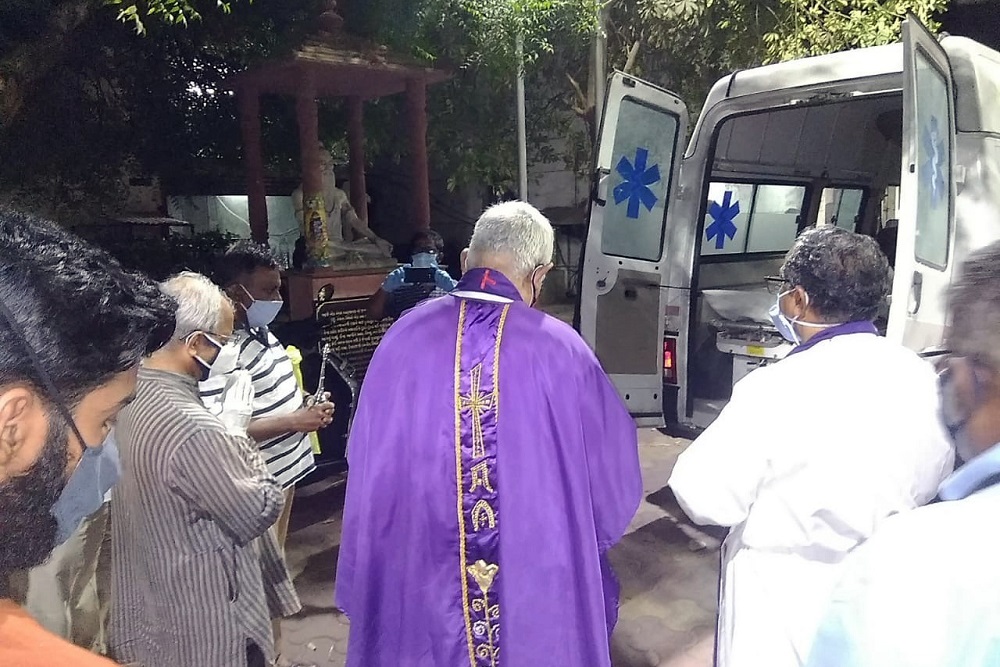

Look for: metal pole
[516,33,528,201]
[593,5,607,142]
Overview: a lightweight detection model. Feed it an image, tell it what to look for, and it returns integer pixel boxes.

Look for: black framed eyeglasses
[0,293,92,449]
[765,276,791,295]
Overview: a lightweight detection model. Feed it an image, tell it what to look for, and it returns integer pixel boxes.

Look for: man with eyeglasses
[805,241,1000,667]
[204,241,334,667]
[668,226,954,667]
[0,208,175,666]
[108,272,299,667]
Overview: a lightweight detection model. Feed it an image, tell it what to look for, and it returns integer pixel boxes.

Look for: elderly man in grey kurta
[109,272,299,667]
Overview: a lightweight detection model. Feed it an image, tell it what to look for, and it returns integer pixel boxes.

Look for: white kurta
[669,332,954,667]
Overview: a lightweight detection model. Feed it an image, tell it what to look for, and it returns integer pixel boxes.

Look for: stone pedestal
[286,266,395,321]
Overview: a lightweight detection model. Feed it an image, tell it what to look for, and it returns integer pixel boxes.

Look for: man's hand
[292,401,335,433]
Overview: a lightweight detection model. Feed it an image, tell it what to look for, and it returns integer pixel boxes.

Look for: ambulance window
[821,187,865,231]
[913,48,952,269]
[601,97,680,261]
[701,182,803,256]
[746,185,805,253]
[701,182,753,256]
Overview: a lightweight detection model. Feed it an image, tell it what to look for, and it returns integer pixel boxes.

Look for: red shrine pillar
[295,79,332,267]
[346,96,369,224]
[239,86,269,244]
[406,77,431,232]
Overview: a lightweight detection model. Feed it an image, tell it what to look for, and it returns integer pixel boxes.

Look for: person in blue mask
[668,226,954,667]
[7,433,121,654]
[0,207,175,667]
[366,229,458,321]
[205,241,334,667]
[805,241,1000,667]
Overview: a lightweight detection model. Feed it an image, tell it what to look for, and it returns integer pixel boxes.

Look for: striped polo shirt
[200,328,316,488]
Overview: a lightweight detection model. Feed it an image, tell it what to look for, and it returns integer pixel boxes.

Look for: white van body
[579,17,1000,431]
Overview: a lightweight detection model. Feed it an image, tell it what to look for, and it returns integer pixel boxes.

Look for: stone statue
[292,146,395,268]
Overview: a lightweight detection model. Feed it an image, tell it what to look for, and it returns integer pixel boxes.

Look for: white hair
[159,271,229,339]
[466,201,555,279]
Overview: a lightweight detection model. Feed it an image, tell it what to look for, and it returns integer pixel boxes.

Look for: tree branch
[623,40,640,73]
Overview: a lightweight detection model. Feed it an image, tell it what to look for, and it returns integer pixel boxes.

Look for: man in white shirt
[203,241,334,666]
[805,241,1000,667]
[669,227,954,667]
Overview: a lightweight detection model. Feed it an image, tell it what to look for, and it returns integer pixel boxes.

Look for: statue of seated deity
[292,146,395,267]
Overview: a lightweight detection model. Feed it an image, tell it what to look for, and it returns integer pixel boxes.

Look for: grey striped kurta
[109,367,300,667]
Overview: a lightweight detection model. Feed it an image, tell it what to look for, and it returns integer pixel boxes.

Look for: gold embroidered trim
[454,301,475,666]
[455,301,510,667]
[469,461,495,493]
[460,364,495,459]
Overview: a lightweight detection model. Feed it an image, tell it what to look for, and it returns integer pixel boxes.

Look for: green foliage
[608,0,950,119]
[762,0,948,62]
[106,0,245,34]
[336,0,599,194]
[0,0,323,219]
[1,0,951,223]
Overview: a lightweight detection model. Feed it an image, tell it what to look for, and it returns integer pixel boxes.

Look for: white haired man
[336,202,643,666]
[108,272,299,667]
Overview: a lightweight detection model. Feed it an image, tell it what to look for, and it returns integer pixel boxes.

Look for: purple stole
[452,268,521,667]
[785,320,879,357]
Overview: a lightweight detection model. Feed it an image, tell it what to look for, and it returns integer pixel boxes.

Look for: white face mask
[208,340,241,378]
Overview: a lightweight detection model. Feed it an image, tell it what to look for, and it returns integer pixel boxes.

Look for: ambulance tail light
[663,337,678,385]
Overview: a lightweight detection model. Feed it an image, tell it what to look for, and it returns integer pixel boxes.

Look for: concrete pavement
[278,429,721,667]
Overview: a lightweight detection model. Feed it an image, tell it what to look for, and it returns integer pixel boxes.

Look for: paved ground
[278,429,723,667]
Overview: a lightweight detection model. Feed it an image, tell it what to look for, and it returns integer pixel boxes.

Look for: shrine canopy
[231,42,450,100]
[225,14,450,246]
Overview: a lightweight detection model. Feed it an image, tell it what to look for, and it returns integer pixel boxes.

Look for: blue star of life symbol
[613,147,661,219]
[921,115,946,208]
[705,190,740,250]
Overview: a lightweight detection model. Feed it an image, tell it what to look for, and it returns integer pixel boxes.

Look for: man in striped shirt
[111,272,300,667]
[204,242,334,661]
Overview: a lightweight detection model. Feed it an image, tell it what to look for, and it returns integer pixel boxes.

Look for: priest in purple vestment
[335,201,643,667]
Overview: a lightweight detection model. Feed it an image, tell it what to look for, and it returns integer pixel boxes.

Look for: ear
[535,263,554,284]
[460,248,470,274]
[0,387,47,482]
[789,286,810,318]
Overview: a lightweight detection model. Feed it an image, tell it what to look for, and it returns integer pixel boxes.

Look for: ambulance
[578,16,1000,432]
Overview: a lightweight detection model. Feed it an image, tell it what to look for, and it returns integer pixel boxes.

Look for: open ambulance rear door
[887,15,958,351]
[579,73,687,426]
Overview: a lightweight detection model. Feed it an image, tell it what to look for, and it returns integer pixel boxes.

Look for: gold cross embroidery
[460,364,495,459]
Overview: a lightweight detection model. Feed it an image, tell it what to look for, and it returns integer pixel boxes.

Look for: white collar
[451,290,514,304]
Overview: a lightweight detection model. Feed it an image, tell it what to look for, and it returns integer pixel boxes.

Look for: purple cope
[336,268,643,667]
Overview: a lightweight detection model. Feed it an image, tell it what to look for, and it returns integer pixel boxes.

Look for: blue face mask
[769,290,843,345]
[769,293,800,344]
[51,432,120,545]
[239,285,282,330]
[411,252,437,268]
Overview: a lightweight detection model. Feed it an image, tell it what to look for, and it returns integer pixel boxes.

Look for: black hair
[214,240,279,288]
[412,229,444,254]
[948,240,1000,370]
[781,226,891,322]
[0,208,176,406]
